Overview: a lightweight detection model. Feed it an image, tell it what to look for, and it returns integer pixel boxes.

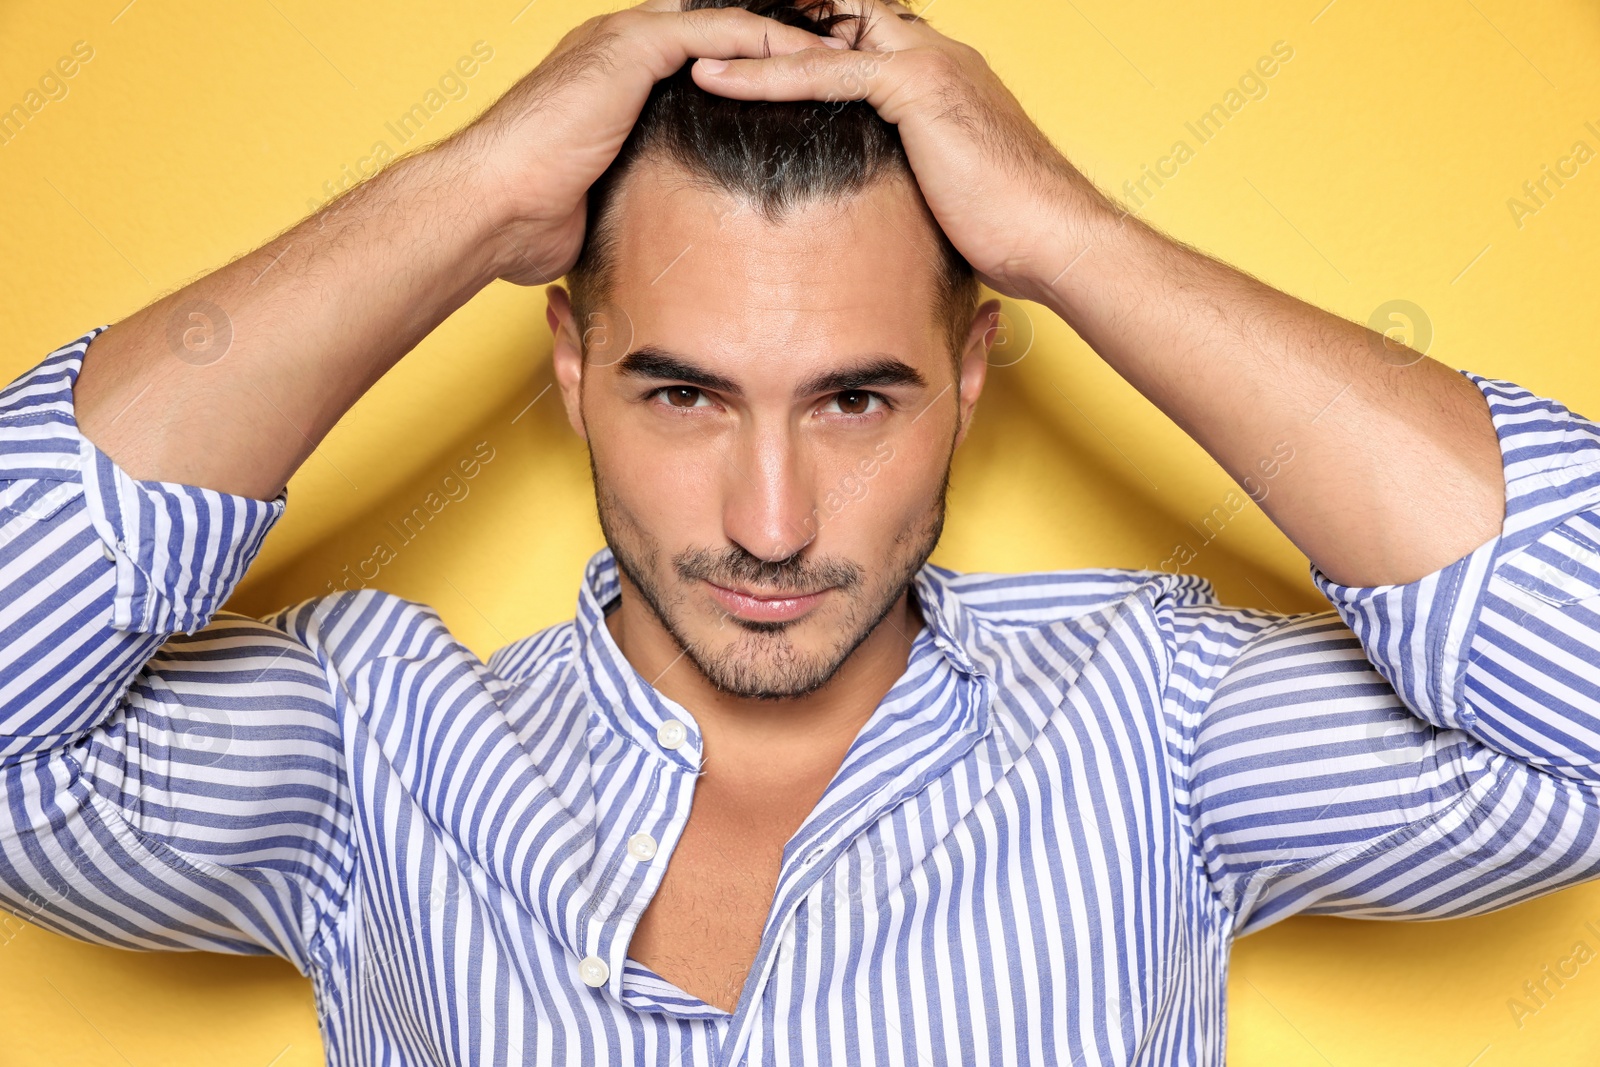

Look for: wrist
[429,127,581,287]
[1027,176,1144,322]
[997,167,1115,311]
[406,138,524,284]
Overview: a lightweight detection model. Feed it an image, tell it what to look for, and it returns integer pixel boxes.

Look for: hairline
[567,154,981,372]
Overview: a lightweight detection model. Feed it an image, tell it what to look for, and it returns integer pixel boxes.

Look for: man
[2,0,1598,1062]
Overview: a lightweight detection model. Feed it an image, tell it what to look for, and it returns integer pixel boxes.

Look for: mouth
[704,580,831,624]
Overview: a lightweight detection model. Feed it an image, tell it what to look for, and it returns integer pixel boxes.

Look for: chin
[669,601,857,700]
[695,644,842,701]
[689,544,930,698]
[593,466,951,701]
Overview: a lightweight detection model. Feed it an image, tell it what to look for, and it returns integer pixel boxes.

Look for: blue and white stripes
[4,327,1600,1066]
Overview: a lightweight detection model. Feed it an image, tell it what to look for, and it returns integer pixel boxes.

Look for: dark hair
[566,0,980,362]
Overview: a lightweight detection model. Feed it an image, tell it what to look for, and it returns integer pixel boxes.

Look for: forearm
[1035,181,1505,588]
[72,139,512,502]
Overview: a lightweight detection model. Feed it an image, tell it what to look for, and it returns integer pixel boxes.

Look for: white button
[627,833,658,861]
[656,719,688,750]
[100,541,116,561]
[578,955,609,987]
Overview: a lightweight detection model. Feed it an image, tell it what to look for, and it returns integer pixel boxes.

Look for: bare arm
[697,0,1504,588]
[1035,191,1504,588]
[72,147,505,502]
[72,2,842,503]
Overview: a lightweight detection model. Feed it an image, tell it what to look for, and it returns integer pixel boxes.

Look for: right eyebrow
[615,345,742,396]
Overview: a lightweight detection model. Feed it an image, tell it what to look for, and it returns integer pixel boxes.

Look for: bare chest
[627,794,802,1013]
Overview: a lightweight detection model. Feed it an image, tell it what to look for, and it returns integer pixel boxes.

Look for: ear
[546,285,588,441]
[953,298,1002,449]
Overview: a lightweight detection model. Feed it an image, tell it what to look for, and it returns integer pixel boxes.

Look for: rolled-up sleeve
[1186,372,1600,934]
[0,328,352,968]
[1315,374,1600,779]
[2,327,283,757]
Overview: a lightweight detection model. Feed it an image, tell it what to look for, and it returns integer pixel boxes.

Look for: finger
[692,44,911,116]
[642,7,843,75]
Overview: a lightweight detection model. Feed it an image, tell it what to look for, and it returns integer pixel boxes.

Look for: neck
[604,579,923,789]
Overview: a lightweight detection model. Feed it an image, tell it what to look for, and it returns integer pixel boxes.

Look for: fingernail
[818,36,849,49]
[698,57,729,73]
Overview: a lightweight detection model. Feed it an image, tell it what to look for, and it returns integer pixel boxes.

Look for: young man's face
[550,161,996,700]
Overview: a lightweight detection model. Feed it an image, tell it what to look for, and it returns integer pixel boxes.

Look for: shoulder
[486,618,579,686]
[935,564,1307,699]
[265,588,463,663]
[261,589,573,702]
[934,563,1221,630]
[261,590,587,723]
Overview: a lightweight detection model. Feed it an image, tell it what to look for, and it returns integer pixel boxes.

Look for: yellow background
[3,0,1599,1063]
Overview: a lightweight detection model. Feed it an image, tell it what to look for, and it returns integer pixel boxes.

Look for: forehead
[597,160,949,378]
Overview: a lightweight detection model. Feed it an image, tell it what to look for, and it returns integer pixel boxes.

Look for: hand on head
[458,0,1085,302]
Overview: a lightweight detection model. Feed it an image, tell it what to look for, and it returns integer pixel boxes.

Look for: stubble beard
[591,459,950,701]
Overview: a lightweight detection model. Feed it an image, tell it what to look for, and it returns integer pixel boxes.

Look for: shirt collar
[565,548,994,1008]
[571,548,988,761]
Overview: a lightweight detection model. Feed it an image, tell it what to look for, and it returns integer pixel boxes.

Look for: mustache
[674,546,863,597]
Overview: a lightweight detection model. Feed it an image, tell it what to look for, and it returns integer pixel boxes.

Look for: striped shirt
[4,326,1600,1066]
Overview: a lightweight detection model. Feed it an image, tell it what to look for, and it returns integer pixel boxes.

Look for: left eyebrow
[793,357,926,398]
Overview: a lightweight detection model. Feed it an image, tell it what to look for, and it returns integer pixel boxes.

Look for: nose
[721,421,818,564]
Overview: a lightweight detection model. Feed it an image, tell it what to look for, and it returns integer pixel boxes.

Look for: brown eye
[835,391,872,415]
[664,387,702,408]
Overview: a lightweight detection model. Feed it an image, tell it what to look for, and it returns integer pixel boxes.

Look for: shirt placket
[718,639,993,1063]
[567,553,721,1015]
[576,718,705,1005]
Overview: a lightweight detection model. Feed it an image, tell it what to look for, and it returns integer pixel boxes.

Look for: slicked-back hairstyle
[566,0,980,365]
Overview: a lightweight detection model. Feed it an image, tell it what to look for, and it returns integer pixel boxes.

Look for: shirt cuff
[1310,371,1600,731]
[0,326,287,635]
